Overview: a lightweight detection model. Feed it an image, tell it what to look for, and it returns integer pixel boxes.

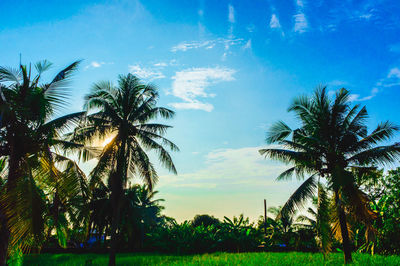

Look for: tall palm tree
[72,73,178,265]
[259,87,400,263]
[0,60,89,264]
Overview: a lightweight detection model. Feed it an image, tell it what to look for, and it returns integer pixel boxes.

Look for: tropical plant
[220,214,261,252]
[0,60,91,264]
[72,74,178,265]
[259,87,400,263]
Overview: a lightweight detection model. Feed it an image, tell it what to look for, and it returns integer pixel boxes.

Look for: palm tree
[259,87,400,263]
[0,60,89,263]
[122,185,165,249]
[72,74,178,265]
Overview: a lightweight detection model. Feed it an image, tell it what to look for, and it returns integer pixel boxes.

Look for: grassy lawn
[21,252,400,265]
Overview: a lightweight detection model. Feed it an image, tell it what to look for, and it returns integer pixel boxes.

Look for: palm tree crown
[74,73,178,189]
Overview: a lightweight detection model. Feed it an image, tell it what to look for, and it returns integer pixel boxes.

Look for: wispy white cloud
[128,64,165,80]
[294,13,308,33]
[375,67,400,88]
[228,4,235,38]
[349,87,379,102]
[84,61,113,70]
[243,39,251,50]
[168,67,236,112]
[270,14,281,29]
[269,13,285,36]
[228,4,235,24]
[293,0,308,33]
[296,0,304,8]
[153,62,168,67]
[171,38,244,52]
[388,67,400,79]
[358,13,373,20]
[348,66,400,102]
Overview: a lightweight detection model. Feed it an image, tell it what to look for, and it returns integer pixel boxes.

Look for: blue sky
[1,0,400,222]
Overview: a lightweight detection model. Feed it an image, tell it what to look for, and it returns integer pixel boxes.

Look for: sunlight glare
[102,136,114,147]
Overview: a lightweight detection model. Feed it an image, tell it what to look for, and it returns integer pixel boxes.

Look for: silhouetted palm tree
[260,87,400,263]
[0,60,89,263]
[73,74,178,265]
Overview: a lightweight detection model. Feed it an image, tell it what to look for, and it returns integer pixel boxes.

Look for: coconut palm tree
[259,87,400,263]
[0,60,90,264]
[72,73,178,265]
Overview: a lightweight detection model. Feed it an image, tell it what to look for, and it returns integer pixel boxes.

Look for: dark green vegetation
[1,61,400,265]
[21,252,400,265]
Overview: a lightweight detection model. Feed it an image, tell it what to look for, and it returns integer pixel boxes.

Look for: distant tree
[73,74,178,265]
[192,215,220,227]
[260,87,400,263]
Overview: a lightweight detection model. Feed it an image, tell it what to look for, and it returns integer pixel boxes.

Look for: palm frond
[277,175,317,220]
[0,67,21,83]
[266,121,292,144]
[348,143,400,166]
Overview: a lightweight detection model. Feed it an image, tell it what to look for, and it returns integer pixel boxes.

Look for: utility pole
[264,199,267,236]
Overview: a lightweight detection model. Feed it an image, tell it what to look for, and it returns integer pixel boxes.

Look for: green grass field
[21,252,400,265]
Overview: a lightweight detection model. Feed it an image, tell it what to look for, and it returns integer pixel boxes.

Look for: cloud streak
[348,66,400,102]
[293,0,308,33]
[171,38,244,52]
[128,64,165,80]
[84,61,113,70]
[270,14,281,29]
[228,4,235,24]
[169,67,236,112]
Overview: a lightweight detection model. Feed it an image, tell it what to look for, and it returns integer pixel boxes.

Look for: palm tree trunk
[335,190,352,264]
[108,182,122,266]
[108,137,127,266]
[0,136,24,265]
